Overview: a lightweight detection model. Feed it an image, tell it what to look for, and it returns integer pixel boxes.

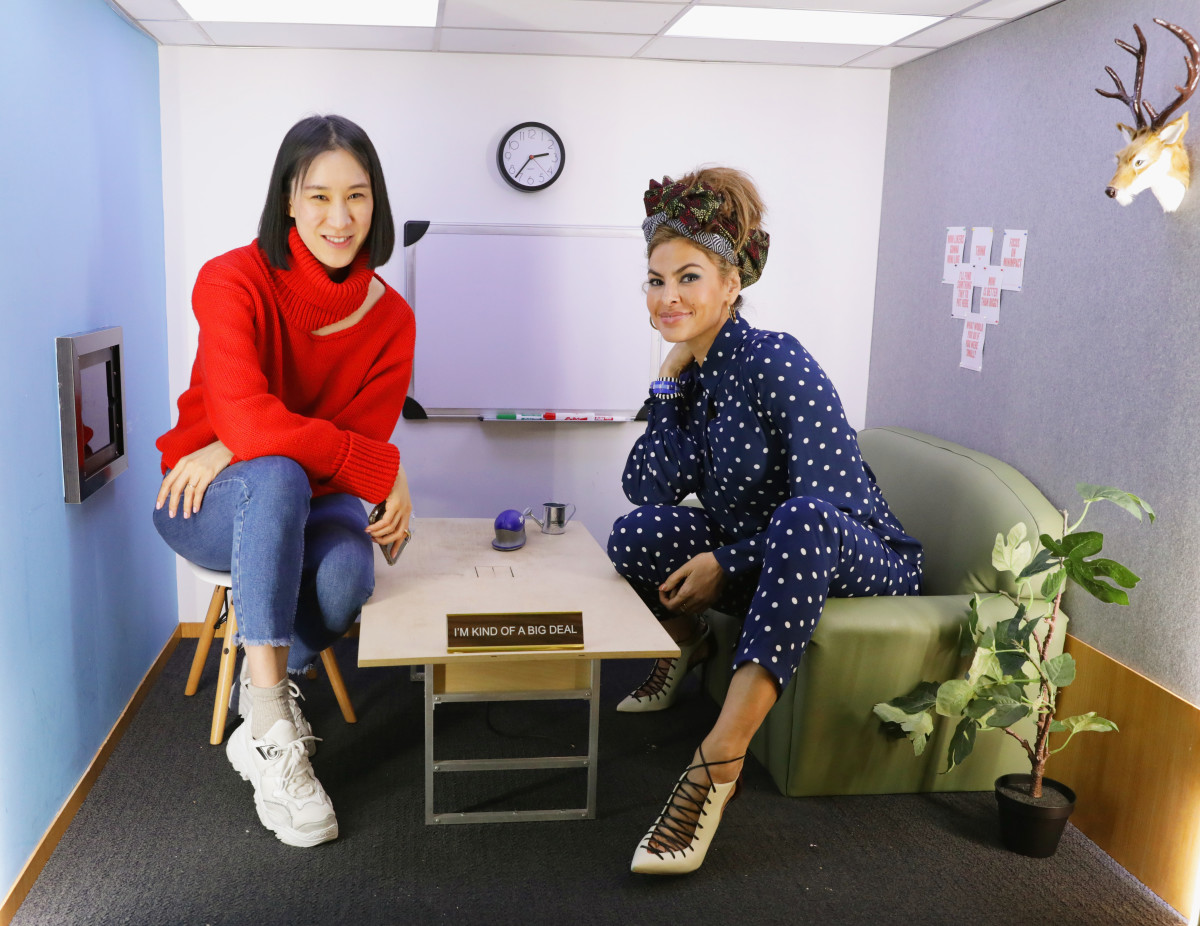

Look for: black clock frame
[497,121,566,192]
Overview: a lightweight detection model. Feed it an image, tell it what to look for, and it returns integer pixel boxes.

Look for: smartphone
[368,502,411,566]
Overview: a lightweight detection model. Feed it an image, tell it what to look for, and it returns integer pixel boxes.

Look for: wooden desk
[358,518,678,824]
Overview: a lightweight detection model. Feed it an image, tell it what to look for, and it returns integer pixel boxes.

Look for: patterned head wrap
[642,176,769,288]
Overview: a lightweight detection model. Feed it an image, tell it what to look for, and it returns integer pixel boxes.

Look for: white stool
[182,561,357,745]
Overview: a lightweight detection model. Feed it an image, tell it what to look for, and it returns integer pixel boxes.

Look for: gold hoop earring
[727,303,738,321]
[649,316,658,330]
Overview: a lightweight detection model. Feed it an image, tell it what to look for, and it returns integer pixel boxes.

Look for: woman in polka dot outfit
[610,168,922,875]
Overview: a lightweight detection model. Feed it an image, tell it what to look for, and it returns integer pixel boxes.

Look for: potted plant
[873,483,1154,857]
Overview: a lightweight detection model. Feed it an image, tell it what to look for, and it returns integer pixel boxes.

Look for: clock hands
[514,151,551,180]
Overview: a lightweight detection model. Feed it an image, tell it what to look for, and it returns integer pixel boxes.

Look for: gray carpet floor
[12,637,1184,926]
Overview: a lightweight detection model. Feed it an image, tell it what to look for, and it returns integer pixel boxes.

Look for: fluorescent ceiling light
[666,6,942,45]
[178,0,438,27]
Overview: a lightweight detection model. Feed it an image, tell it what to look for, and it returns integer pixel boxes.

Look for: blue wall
[0,0,175,893]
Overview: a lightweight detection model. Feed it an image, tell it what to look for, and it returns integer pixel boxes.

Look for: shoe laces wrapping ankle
[646,770,714,857]
[632,657,678,701]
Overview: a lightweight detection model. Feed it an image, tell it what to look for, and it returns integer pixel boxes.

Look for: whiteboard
[403,223,661,419]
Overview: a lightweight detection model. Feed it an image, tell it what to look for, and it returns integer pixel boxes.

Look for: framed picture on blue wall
[56,326,127,503]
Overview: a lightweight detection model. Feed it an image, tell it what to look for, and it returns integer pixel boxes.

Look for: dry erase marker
[490,412,545,420]
[544,412,617,421]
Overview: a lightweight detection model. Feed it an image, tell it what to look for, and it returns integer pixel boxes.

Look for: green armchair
[702,427,1067,797]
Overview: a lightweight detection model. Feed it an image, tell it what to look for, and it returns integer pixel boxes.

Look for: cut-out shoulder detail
[311,276,385,336]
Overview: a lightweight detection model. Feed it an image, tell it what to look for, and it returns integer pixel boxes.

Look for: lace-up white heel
[617,621,713,712]
[631,746,744,874]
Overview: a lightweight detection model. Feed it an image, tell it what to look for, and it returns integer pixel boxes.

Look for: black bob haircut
[258,114,395,271]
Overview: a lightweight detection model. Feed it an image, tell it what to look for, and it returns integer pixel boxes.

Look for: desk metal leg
[424,659,602,825]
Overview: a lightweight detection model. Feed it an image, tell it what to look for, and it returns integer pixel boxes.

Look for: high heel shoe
[617,621,712,712]
[630,746,745,875]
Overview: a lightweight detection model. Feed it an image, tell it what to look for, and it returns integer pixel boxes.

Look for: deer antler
[1146,19,1199,128]
[1096,23,1149,128]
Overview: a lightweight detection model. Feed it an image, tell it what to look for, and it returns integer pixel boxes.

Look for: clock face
[497,122,565,192]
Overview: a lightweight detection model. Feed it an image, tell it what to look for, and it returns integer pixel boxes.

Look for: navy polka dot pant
[608,499,922,690]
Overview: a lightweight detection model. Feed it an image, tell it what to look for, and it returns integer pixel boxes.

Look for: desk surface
[358,518,678,667]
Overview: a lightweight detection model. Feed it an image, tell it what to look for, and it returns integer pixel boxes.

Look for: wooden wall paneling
[1051,635,1200,918]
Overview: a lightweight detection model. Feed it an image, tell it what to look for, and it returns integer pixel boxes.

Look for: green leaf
[1065,558,1131,605]
[992,526,1032,575]
[1087,558,1140,589]
[936,679,975,717]
[1049,711,1120,755]
[872,701,935,756]
[946,717,978,772]
[1018,548,1058,580]
[1077,484,1156,523]
[1041,568,1067,598]
[1055,712,1119,735]
[962,597,982,658]
[884,681,940,715]
[1062,531,1103,560]
[1040,533,1066,556]
[985,703,1030,728]
[966,698,996,721]
[1043,653,1076,688]
[991,682,1030,700]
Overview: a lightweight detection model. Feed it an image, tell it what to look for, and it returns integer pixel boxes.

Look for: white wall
[158,47,891,622]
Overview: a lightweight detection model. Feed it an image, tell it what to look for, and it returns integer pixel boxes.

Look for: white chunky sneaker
[236,655,316,757]
[226,718,337,847]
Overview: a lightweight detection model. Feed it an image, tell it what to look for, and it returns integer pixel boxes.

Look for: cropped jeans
[153,456,374,674]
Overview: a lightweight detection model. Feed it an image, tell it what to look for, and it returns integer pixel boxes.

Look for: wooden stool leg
[210,601,239,746]
[320,647,357,724]
[185,585,226,697]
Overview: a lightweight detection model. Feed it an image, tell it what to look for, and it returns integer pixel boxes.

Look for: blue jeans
[153,456,374,673]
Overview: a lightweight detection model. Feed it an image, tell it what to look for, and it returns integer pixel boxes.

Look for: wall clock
[497,122,565,192]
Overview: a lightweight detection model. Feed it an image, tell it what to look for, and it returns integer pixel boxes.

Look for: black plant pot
[994,774,1077,858]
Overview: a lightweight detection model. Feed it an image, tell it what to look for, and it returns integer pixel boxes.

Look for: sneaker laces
[275,737,323,800]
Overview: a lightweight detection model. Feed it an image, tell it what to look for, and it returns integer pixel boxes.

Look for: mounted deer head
[1096,19,1198,213]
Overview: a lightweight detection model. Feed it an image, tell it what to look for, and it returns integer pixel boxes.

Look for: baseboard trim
[1,627,182,926]
[1052,634,1200,920]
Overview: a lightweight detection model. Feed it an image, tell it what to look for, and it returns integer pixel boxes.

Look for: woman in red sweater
[153,115,414,848]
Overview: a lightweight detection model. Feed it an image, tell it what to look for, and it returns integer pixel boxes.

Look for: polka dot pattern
[608,500,920,689]
[609,317,923,690]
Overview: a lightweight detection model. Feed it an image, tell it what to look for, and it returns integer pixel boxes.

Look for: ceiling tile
[844,44,935,67]
[698,0,973,14]
[114,0,188,19]
[198,22,436,50]
[139,18,214,43]
[439,28,649,57]
[897,15,1000,46]
[960,0,1059,18]
[442,0,686,34]
[640,35,875,66]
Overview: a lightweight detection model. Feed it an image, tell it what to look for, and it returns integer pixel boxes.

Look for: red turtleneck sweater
[156,228,415,504]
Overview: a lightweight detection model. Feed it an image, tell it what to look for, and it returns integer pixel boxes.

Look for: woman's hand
[659,552,725,615]
[366,460,413,552]
[659,341,695,380]
[156,439,233,519]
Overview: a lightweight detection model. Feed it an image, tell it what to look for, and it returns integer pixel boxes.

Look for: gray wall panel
[867,0,1200,702]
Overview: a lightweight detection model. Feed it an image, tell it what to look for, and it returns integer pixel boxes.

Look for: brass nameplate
[447,611,584,652]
